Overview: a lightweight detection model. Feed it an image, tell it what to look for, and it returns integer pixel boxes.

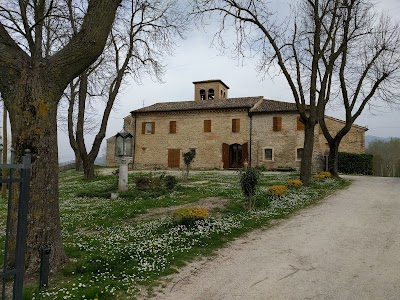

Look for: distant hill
[365,135,395,148]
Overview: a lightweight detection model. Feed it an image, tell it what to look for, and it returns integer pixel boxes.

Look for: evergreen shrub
[338,152,373,175]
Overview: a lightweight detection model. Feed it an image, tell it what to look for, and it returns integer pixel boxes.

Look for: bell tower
[193,79,229,102]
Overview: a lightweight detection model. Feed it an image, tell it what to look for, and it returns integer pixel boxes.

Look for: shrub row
[338,152,373,175]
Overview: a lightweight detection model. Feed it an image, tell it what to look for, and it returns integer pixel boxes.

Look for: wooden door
[168,149,180,168]
[222,143,229,169]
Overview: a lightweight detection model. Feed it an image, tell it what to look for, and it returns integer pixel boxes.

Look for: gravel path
[148,176,400,300]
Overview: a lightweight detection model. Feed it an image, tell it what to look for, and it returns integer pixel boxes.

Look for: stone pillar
[118,157,128,191]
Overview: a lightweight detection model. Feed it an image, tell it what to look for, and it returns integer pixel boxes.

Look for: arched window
[200,89,206,100]
[208,88,214,99]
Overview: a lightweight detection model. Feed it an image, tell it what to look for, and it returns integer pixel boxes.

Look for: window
[200,89,206,100]
[169,121,176,134]
[204,120,211,132]
[232,119,240,133]
[141,121,155,134]
[297,116,305,130]
[296,148,304,161]
[264,148,273,161]
[208,88,215,99]
[273,116,282,131]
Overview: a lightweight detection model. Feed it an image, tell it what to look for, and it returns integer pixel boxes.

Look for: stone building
[106,79,367,170]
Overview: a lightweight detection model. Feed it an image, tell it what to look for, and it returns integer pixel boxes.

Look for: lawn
[1,169,348,299]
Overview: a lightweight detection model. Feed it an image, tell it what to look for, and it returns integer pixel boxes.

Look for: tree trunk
[2,107,7,198]
[300,122,315,185]
[75,153,82,171]
[83,157,95,179]
[6,72,68,276]
[328,139,341,177]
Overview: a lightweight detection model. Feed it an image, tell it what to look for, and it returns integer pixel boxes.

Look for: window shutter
[204,120,211,132]
[242,142,248,164]
[141,122,145,134]
[170,121,176,133]
[297,116,305,130]
[222,143,229,169]
[151,122,155,134]
[232,119,240,132]
[273,117,282,131]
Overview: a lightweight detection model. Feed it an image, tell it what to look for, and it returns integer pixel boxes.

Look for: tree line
[367,138,400,177]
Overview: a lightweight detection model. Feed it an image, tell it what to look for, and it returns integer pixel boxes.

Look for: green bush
[164,175,177,190]
[338,152,373,175]
[134,176,153,191]
[240,167,259,197]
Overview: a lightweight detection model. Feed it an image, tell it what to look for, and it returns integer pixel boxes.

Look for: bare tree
[192,0,348,184]
[0,0,121,275]
[64,0,185,179]
[318,2,400,175]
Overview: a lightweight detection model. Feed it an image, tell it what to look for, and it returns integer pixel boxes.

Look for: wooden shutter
[170,121,176,134]
[168,149,180,168]
[222,143,229,169]
[141,122,146,134]
[151,122,155,134]
[273,116,282,131]
[297,116,305,130]
[204,120,211,132]
[242,142,248,165]
[232,119,240,132]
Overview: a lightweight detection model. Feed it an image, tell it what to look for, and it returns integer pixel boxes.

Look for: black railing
[1,150,31,300]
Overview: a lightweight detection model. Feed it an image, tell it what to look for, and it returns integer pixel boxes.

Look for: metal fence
[1,150,31,300]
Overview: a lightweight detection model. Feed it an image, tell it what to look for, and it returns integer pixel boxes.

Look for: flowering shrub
[173,206,209,226]
[287,179,303,188]
[313,171,332,180]
[267,185,288,196]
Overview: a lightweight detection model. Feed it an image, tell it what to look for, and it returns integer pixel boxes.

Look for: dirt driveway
[149,176,400,300]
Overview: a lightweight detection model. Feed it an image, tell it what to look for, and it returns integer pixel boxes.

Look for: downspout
[132,112,137,167]
[248,109,252,167]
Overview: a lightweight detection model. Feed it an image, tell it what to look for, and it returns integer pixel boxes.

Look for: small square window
[142,121,155,134]
[145,122,153,134]
[264,148,273,161]
[296,148,304,160]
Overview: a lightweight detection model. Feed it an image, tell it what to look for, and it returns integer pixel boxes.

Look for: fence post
[12,149,31,300]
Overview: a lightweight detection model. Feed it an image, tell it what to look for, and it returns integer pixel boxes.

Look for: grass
[1,169,349,299]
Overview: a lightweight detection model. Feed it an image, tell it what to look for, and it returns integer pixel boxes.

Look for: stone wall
[133,109,250,169]
[318,117,366,154]
[251,113,323,171]
[105,112,366,171]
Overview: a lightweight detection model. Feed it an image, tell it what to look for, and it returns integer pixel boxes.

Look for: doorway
[222,142,248,169]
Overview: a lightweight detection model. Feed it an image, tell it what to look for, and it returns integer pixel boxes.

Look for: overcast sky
[57,0,400,162]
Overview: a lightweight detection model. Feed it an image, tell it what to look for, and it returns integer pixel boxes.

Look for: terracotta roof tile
[251,99,301,113]
[132,96,263,113]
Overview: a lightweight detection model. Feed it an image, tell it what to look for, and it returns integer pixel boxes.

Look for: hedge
[338,152,373,175]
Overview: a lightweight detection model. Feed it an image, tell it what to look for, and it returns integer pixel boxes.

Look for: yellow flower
[267,185,288,196]
[287,179,303,187]
[173,206,209,225]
